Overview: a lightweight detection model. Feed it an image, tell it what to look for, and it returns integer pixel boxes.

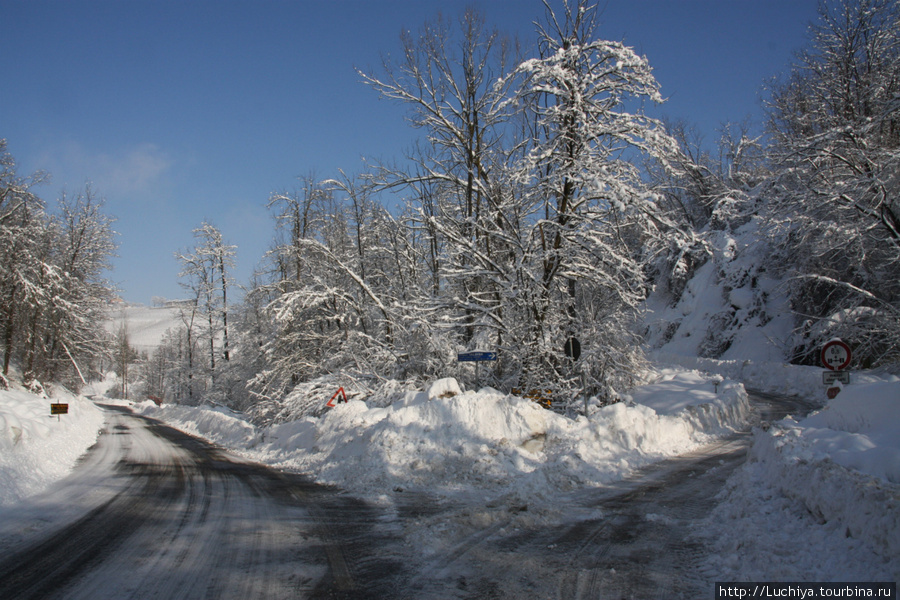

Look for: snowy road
[0,405,405,600]
[392,392,818,599]
[0,393,815,599]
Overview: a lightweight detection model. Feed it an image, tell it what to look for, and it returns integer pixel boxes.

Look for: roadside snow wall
[249,374,751,499]
[0,386,104,506]
[748,379,900,561]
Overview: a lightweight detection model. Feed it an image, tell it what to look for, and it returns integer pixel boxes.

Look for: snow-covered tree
[764,0,900,367]
[0,140,48,380]
[497,0,679,394]
[351,1,685,398]
[1,142,117,387]
[46,187,118,383]
[174,221,236,403]
[360,7,521,355]
[249,172,436,400]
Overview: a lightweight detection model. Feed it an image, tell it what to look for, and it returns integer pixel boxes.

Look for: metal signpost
[563,337,588,416]
[821,339,851,398]
[457,351,498,389]
[821,339,851,371]
[823,370,850,385]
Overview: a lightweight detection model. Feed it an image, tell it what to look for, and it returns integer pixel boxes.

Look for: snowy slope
[105,302,184,356]
[644,217,794,364]
[644,211,900,577]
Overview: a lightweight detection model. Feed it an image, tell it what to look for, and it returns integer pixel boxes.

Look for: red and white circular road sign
[821,339,852,371]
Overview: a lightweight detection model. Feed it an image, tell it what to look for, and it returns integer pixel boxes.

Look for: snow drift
[749,379,900,560]
[140,371,750,501]
[0,384,104,507]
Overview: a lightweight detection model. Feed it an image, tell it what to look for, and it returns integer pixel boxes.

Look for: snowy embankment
[685,363,900,579]
[0,384,104,507]
[138,369,750,501]
[652,350,827,397]
[749,380,900,558]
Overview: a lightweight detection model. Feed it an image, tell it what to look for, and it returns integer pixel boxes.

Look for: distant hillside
[106,303,185,356]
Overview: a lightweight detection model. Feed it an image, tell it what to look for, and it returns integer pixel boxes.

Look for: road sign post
[820,339,851,399]
[821,339,851,371]
[457,351,497,389]
[457,352,498,362]
[563,337,581,362]
[822,370,850,385]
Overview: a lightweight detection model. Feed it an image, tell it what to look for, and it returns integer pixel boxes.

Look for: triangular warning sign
[326,387,347,408]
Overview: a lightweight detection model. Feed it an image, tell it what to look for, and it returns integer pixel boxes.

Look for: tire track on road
[0,406,409,600]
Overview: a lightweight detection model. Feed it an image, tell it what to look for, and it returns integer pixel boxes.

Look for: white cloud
[36,140,174,200]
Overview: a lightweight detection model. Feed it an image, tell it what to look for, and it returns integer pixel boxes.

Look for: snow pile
[0,385,104,506]
[136,402,258,449]
[790,380,900,483]
[138,372,750,500]
[627,369,749,433]
[258,373,749,497]
[696,376,900,579]
[747,378,900,560]
[696,457,897,582]
[652,352,828,398]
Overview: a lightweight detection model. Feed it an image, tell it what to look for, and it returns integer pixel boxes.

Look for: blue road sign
[457,351,498,362]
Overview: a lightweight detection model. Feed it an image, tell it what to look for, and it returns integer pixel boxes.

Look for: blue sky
[1,0,818,304]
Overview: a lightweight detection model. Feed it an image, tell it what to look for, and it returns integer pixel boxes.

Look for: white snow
[105,302,184,356]
[789,380,900,484]
[0,382,104,507]
[0,277,896,583]
[644,220,796,365]
[130,364,900,579]
[737,378,900,562]
[671,360,900,579]
[643,209,900,579]
[134,370,750,503]
[133,401,258,449]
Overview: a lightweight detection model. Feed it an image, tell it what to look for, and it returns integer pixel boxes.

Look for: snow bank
[741,378,900,563]
[651,351,858,399]
[628,369,749,433]
[137,402,258,449]
[0,386,104,507]
[696,457,898,582]
[142,372,750,501]
[266,373,750,498]
[795,380,900,483]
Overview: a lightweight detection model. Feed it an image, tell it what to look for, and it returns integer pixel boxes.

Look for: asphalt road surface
[0,393,815,599]
[0,406,405,600]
